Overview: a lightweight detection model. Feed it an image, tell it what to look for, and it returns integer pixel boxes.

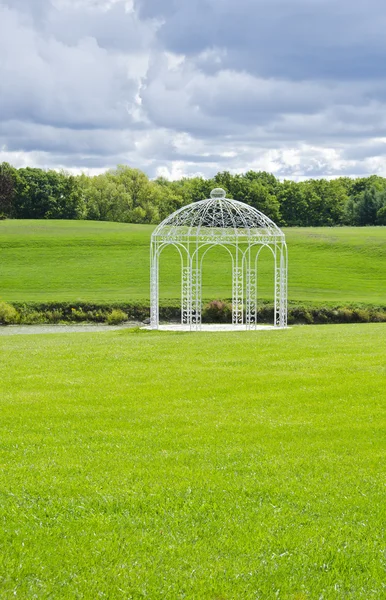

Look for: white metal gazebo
[150,188,287,330]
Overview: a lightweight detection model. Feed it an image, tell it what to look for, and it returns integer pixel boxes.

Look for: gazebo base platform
[143,324,288,332]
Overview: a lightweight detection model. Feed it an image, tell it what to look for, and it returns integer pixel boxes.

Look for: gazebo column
[181,262,191,326]
[274,243,287,328]
[246,258,257,330]
[191,266,202,329]
[150,244,159,329]
[232,254,244,325]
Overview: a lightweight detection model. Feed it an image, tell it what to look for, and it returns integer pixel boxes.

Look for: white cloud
[2,0,386,179]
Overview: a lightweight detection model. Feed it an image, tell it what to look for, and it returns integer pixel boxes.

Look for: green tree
[213,171,233,195]
[350,175,386,197]
[300,179,348,226]
[243,170,279,194]
[375,189,386,225]
[350,187,381,226]
[242,180,281,223]
[276,181,308,226]
[4,162,386,226]
[174,177,213,205]
[13,168,86,220]
[45,171,85,219]
[377,205,386,225]
[0,162,17,217]
[109,166,159,223]
[13,168,55,218]
[152,179,184,221]
[359,187,379,225]
[83,174,130,222]
[212,172,281,222]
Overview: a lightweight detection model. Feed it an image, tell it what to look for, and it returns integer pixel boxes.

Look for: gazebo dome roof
[152,188,284,241]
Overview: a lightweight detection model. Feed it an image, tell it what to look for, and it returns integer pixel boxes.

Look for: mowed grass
[0,220,385,304]
[0,324,385,598]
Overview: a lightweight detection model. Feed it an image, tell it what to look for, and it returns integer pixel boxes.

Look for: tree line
[1,162,386,226]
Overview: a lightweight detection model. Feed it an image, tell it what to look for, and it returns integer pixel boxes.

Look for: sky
[1,0,386,180]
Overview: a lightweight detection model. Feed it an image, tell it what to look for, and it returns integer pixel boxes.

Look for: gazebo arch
[150,188,287,330]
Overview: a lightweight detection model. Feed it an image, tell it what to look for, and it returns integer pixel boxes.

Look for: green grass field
[0,324,385,598]
[1,220,385,305]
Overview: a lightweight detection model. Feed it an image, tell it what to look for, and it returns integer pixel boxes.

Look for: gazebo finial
[210,188,227,199]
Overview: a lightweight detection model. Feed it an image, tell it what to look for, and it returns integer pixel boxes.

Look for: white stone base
[143,324,288,332]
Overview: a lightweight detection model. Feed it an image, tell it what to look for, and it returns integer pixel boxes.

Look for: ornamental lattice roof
[152,188,284,241]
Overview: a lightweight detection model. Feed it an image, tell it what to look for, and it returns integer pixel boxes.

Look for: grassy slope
[0,324,385,598]
[0,220,385,304]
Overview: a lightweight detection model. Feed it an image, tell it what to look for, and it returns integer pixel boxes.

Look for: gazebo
[150,188,287,330]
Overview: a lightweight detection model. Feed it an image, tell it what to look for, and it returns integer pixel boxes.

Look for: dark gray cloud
[342,141,386,161]
[48,2,154,53]
[0,121,137,156]
[1,0,386,179]
[2,0,51,19]
[136,0,386,81]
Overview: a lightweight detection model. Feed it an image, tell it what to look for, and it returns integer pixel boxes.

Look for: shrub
[70,307,88,322]
[338,308,355,323]
[257,305,274,323]
[371,310,386,323]
[290,306,314,324]
[202,300,232,323]
[20,311,45,324]
[45,309,64,323]
[0,301,19,324]
[107,309,127,325]
[311,309,329,324]
[352,309,370,322]
[7,301,386,326]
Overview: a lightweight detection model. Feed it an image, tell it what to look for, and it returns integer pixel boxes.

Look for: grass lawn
[0,324,385,598]
[0,220,385,305]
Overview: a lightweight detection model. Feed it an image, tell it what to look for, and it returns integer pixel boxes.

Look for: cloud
[135,0,386,81]
[2,0,386,179]
[0,2,151,129]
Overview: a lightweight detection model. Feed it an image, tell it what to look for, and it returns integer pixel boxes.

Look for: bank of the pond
[0,323,142,336]
[1,300,386,327]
